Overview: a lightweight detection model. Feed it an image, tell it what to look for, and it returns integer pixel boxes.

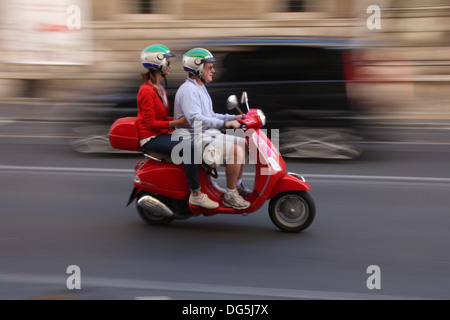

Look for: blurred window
[216,46,344,82]
[276,0,316,12]
[122,0,171,14]
[288,0,305,12]
[140,0,152,14]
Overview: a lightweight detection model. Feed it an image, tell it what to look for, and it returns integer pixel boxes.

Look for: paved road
[0,120,449,301]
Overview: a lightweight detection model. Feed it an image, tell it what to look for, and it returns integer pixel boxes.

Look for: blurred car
[71,36,367,158]
[194,37,365,159]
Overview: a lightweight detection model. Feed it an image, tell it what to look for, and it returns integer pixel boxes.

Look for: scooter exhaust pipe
[137,195,174,217]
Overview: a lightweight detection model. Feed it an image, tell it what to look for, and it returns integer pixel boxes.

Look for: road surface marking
[1,165,449,184]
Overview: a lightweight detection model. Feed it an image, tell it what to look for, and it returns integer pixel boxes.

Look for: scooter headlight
[257,109,266,126]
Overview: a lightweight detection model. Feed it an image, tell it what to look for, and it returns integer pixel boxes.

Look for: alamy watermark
[66,265,81,290]
[167,121,281,174]
[66,5,81,30]
[367,5,381,30]
[366,265,381,290]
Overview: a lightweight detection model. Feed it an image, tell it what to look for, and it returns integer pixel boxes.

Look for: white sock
[226,188,236,194]
[237,179,242,186]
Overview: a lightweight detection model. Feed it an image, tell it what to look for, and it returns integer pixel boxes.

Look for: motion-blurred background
[1,1,450,300]
[1,0,449,157]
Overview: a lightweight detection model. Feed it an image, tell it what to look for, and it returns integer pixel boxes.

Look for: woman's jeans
[142,134,200,192]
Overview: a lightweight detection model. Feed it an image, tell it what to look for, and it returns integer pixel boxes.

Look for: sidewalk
[0,99,114,122]
[2,98,449,123]
[1,98,449,144]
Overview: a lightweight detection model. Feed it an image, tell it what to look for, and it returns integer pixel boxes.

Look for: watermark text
[367,5,381,30]
[66,265,81,290]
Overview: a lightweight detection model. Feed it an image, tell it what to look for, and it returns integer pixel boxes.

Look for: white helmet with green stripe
[140,44,174,71]
[182,48,216,77]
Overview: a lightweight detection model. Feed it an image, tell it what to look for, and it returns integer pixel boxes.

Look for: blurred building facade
[0,0,449,119]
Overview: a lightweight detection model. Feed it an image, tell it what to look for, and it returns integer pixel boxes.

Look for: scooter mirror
[240,91,248,104]
[226,95,239,110]
[241,91,250,112]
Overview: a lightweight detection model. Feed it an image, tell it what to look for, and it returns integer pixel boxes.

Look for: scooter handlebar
[238,109,264,130]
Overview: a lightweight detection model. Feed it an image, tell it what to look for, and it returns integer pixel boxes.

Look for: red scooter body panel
[269,173,311,199]
[250,128,286,194]
[133,159,190,200]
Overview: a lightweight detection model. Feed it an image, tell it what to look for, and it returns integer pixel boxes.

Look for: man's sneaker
[223,190,251,210]
[189,193,219,209]
[237,183,252,198]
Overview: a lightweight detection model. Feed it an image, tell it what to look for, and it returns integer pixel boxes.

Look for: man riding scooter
[174,48,252,210]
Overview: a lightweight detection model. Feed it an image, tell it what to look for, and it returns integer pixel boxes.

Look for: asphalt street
[0,119,449,301]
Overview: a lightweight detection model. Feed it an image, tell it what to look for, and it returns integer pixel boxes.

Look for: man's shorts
[195,129,246,168]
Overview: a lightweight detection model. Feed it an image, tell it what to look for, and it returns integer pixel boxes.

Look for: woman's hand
[176,116,191,128]
[169,116,189,128]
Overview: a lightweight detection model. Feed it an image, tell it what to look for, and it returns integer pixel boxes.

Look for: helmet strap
[188,71,205,84]
[158,68,168,88]
[194,70,206,84]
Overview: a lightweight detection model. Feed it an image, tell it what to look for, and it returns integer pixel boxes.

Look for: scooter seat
[144,151,173,163]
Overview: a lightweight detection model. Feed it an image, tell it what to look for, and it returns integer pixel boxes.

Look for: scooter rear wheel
[269,191,315,233]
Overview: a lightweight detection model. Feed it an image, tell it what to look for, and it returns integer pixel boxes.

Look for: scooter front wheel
[269,191,315,233]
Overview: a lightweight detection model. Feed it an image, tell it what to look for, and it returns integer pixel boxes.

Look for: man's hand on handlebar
[224,120,242,130]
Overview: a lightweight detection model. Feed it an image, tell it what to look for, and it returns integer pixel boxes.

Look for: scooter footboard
[269,172,311,199]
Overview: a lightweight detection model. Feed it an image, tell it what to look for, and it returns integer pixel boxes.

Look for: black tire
[269,191,315,233]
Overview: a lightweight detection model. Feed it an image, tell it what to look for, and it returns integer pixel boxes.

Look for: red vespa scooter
[109,92,315,232]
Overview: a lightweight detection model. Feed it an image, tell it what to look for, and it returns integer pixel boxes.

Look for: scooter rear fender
[269,172,311,199]
[126,187,139,207]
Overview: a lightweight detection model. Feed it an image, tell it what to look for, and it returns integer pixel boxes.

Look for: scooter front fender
[269,172,311,199]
